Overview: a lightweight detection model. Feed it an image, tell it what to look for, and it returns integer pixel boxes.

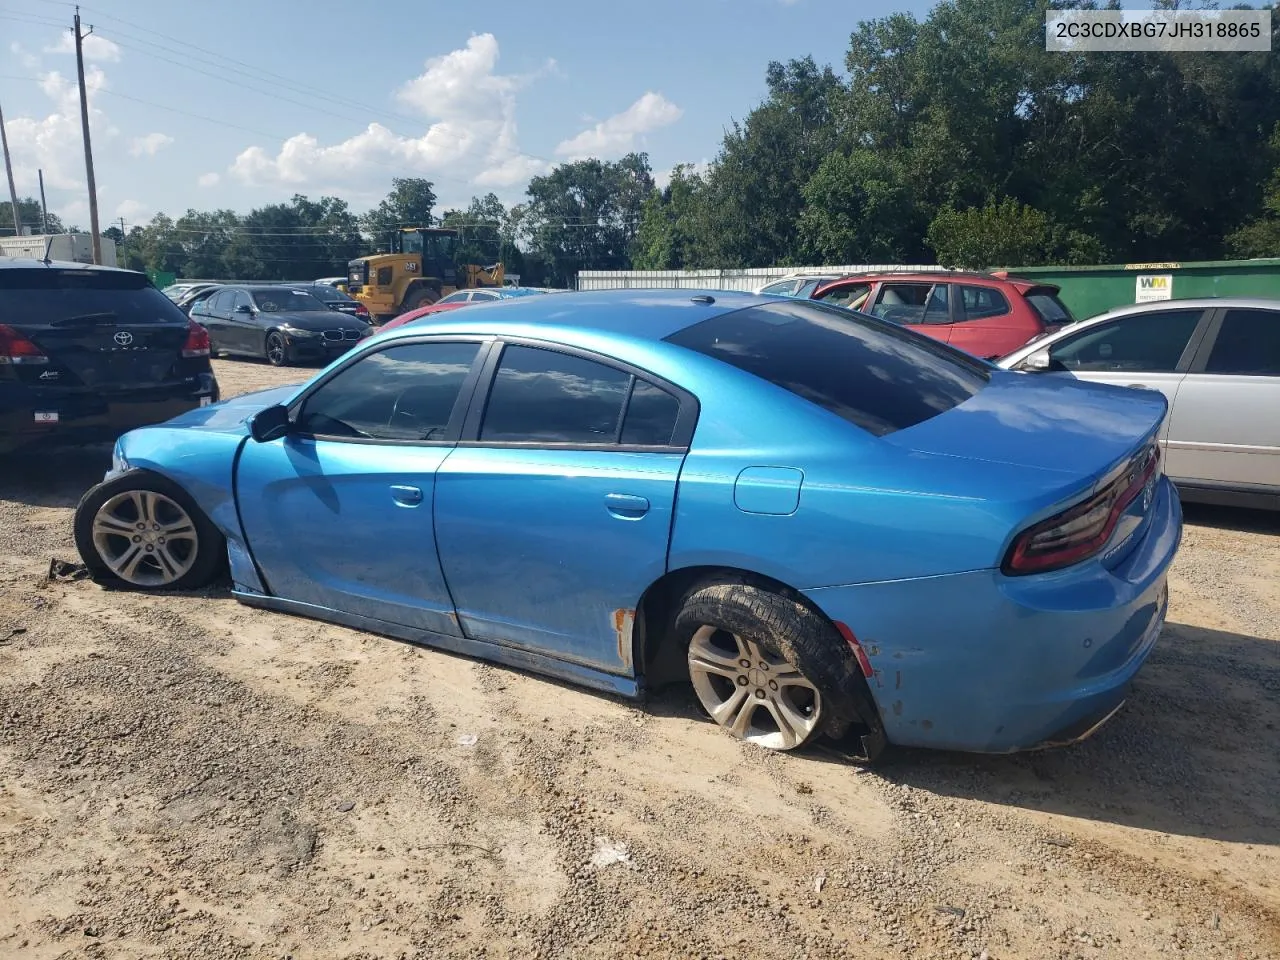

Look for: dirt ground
[1,357,1277,960]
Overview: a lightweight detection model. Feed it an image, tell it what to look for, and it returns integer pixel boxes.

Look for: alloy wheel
[266,333,287,366]
[687,625,822,750]
[91,490,199,587]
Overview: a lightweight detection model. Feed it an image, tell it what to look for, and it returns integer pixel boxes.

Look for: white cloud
[555,92,682,161]
[129,132,174,157]
[115,199,148,220]
[4,67,109,194]
[229,34,553,194]
[197,172,221,188]
[44,32,121,62]
[10,42,41,70]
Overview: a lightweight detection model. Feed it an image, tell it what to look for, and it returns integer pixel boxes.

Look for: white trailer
[0,233,118,267]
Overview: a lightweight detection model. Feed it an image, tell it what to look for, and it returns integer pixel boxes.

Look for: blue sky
[0,0,932,228]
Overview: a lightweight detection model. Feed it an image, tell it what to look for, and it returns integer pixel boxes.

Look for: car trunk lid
[885,371,1166,483]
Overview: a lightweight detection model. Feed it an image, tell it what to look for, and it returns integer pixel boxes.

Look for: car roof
[996,296,1280,366]
[1086,297,1280,320]
[381,288,776,344]
[0,257,142,276]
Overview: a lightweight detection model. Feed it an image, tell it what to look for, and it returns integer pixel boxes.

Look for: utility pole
[0,99,22,238]
[38,170,49,234]
[73,7,102,264]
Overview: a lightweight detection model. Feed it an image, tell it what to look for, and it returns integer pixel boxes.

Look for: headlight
[281,325,318,338]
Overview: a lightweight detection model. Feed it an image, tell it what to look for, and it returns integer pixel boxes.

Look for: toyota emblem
[113,331,134,346]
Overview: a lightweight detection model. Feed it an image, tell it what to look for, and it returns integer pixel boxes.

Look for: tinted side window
[621,379,681,446]
[209,291,233,314]
[296,341,480,441]
[666,300,989,437]
[480,345,630,443]
[1048,310,1202,373]
[921,284,950,324]
[816,283,871,309]
[1206,310,1280,376]
[872,283,933,324]
[233,292,252,313]
[959,285,1011,321]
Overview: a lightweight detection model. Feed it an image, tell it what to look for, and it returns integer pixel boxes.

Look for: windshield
[301,286,353,304]
[251,288,330,312]
[666,299,989,437]
[0,269,188,326]
[502,288,546,298]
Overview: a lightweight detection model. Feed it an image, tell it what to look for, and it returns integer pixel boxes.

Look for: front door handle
[605,493,650,519]
[391,484,423,507]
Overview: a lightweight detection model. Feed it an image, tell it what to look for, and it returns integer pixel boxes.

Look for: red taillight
[354,304,370,318]
[1003,445,1160,576]
[182,319,211,358]
[0,324,49,365]
[834,621,875,679]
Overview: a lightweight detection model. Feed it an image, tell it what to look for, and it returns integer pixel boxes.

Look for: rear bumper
[0,375,219,454]
[805,477,1182,753]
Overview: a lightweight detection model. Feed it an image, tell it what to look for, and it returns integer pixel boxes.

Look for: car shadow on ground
[1181,501,1280,535]
[0,445,113,509]
[876,620,1280,847]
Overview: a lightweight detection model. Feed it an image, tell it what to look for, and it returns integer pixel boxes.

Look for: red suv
[809,271,1074,359]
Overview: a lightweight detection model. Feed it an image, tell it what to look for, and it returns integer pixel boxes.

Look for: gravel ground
[0,357,1277,960]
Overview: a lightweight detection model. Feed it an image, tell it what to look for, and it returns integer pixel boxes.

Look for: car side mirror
[1022,348,1051,372]
[235,304,253,314]
[249,404,291,443]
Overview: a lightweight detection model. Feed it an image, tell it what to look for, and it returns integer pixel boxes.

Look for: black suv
[0,259,219,455]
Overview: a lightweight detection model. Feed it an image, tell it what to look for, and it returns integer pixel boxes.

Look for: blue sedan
[72,290,1181,758]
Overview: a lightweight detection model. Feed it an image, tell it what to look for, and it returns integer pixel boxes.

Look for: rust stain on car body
[613,609,636,670]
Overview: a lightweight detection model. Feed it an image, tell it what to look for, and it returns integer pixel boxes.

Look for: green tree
[360,177,438,249]
[0,197,64,236]
[1227,125,1280,258]
[696,57,846,267]
[926,198,1052,268]
[798,150,922,264]
[633,165,712,269]
[223,195,362,280]
[523,153,654,286]
[440,193,510,267]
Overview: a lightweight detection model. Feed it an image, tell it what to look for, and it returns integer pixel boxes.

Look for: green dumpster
[994,258,1280,320]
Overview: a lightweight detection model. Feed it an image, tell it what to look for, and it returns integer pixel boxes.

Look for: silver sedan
[998,298,1280,510]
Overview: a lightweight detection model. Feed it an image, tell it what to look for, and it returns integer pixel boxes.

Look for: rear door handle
[605,493,650,519]
[391,484,423,507]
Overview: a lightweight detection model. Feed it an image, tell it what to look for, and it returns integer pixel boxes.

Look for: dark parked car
[190,285,372,366]
[0,259,218,455]
[287,282,372,322]
[174,284,222,316]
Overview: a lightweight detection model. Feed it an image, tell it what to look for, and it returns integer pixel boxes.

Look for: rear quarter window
[665,300,989,437]
[1025,290,1074,325]
[0,268,187,325]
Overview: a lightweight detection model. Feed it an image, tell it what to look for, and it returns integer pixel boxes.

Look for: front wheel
[264,331,290,366]
[74,472,225,590]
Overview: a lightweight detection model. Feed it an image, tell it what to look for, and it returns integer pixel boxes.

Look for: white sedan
[998,298,1280,511]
